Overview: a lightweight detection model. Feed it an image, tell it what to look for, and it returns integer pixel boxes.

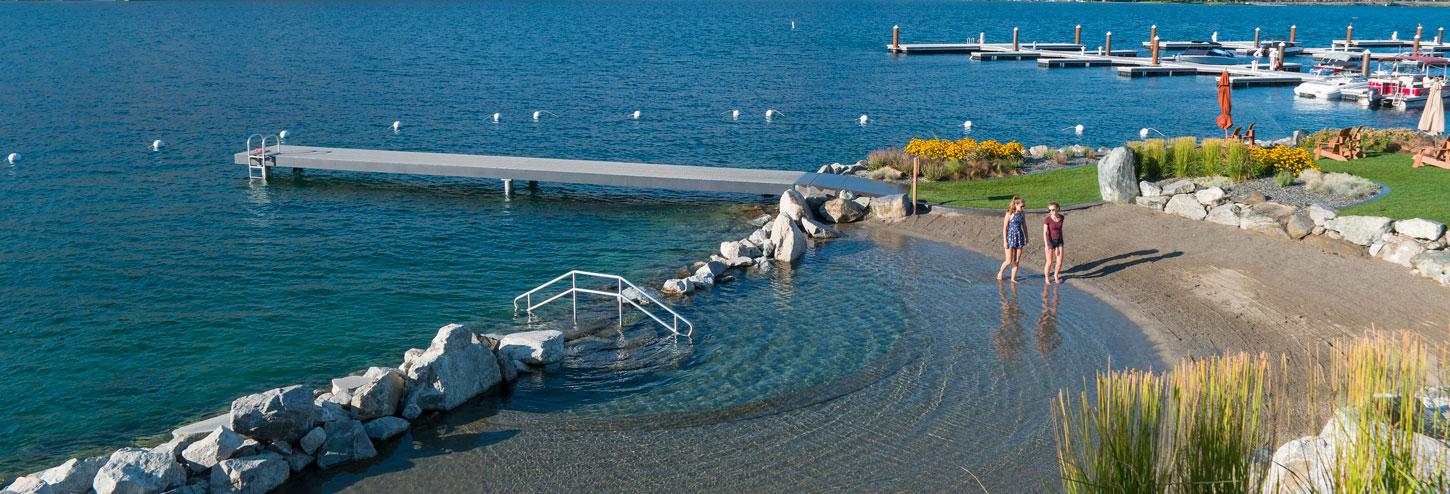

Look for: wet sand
[878,203,1450,372]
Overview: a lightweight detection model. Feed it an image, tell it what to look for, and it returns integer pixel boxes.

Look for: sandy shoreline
[872,203,1450,373]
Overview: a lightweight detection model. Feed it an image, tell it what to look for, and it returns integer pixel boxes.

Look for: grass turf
[1319,154,1450,224]
[914,165,1101,210]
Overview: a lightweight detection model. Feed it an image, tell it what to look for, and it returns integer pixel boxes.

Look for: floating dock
[234,145,904,197]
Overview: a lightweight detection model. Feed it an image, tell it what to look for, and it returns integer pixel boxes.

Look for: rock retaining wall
[1134,180,1450,288]
[3,324,560,494]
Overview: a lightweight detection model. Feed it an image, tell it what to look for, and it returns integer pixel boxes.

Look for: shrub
[1299,128,1436,155]
[1171,137,1198,178]
[1130,139,1168,180]
[944,159,966,180]
[1224,141,1254,182]
[1253,145,1317,177]
[1301,170,1379,197]
[1200,139,1224,177]
[1054,151,1069,165]
[866,148,910,172]
[1057,369,1168,494]
[921,161,950,181]
[1274,171,1296,187]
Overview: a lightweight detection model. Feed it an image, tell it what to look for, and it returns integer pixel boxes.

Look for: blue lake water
[0,0,1430,482]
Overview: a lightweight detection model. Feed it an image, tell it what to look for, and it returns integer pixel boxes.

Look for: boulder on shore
[209,453,289,494]
[1205,203,1241,227]
[32,457,105,494]
[315,419,376,470]
[92,448,187,494]
[1286,212,1316,240]
[498,330,564,366]
[1193,187,1227,206]
[800,217,839,239]
[180,426,244,473]
[1138,180,1162,198]
[867,194,913,221]
[1377,235,1427,267]
[1328,216,1394,246]
[1160,179,1195,196]
[661,278,692,295]
[770,215,807,263]
[402,324,502,412]
[1306,204,1336,227]
[350,367,406,420]
[817,197,867,224]
[228,385,318,444]
[364,417,411,441]
[1135,195,1168,211]
[1096,147,1137,204]
[1395,218,1446,241]
[778,189,809,221]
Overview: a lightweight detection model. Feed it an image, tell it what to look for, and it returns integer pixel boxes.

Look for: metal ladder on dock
[245,134,280,182]
[513,270,693,337]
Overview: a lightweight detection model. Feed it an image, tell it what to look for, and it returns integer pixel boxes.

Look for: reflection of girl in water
[1036,283,1062,357]
[992,281,1027,366]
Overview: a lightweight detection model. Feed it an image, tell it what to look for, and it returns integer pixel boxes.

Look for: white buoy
[1140,128,1151,139]
[728,109,740,120]
[6,153,18,165]
[1391,31,1398,41]
[1074,124,1084,136]
[278,130,289,142]
[630,110,641,120]
[1211,32,1219,43]
[491,113,501,123]
[533,110,557,121]
[858,114,869,125]
[391,121,401,131]
[765,108,780,122]
[963,120,973,130]
[151,139,166,151]
[791,20,796,30]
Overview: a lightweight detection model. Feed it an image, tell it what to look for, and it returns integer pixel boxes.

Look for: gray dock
[234,145,903,197]
[1038,58,1113,68]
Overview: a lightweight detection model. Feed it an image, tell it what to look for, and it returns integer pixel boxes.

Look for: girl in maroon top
[1042,202,1065,284]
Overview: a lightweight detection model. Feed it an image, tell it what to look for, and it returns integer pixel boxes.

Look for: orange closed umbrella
[1216,70,1233,137]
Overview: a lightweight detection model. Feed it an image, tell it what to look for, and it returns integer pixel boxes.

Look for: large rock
[818,197,867,224]
[209,453,288,494]
[350,367,405,420]
[92,448,186,494]
[867,194,913,221]
[3,477,51,494]
[1138,180,1162,197]
[1411,251,1450,284]
[1329,216,1394,246]
[315,419,376,470]
[1164,194,1207,221]
[770,215,807,263]
[180,426,244,473]
[696,260,726,279]
[1249,201,1297,222]
[228,385,318,444]
[799,217,839,239]
[748,214,772,227]
[1135,195,1168,210]
[1096,146,1137,203]
[31,457,104,494]
[364,417,410,441]
[1395,218,1446,241]
[661,278,692,295]
[402,324,502,412]
[1306,204,1336,227]
[298,427,326,456]
[778,189,809,221]
[1378,235,1427,267]
[1193,187,1227,206]
[1240,213,1288,238]
[1205,203,1241,226]
[1259,436,1335,494]
[498,330,564,366]
[1160,179,1195,195]
[1286,212,1316,240]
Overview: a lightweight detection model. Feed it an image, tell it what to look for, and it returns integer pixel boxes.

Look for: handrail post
[571,272,578,323]
[617,278,623,328]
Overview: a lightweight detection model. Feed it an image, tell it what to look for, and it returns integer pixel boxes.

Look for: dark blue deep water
[0,0,1431,483]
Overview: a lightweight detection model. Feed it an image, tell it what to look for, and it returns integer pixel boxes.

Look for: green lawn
[915,165,1101,210]
[1319,154,1450,224]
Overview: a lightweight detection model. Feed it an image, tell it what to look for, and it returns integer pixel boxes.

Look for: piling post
[1275,42,1286,70]
[1013,27,1020,51]
[503,178,513,198]
[911,157,919,216]
[1414,35,1422,56]
[1254,27,1261,48]
[1361,50,1371,77]
[1346,24,1354,46]
[1106,31,1113,56]
[1417,24,1424,41]
[1290,25,1297,43]
[1075,24,1081,45]
[1439,27,1445,45]
[979,32,985,45]
[1150,24,1157,43]
[892,25,900,51]
[1151,37,1161,65]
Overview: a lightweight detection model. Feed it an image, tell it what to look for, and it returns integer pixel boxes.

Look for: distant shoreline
[1075,1,1449,6]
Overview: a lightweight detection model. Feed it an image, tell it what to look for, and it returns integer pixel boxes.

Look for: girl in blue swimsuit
[996,196,1028,282]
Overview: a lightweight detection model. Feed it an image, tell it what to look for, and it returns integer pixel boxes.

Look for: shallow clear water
[0,0,1423,479]
[287,230,1155,492]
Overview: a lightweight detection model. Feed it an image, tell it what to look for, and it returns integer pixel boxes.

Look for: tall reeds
[1169,354,1273,494]
[1224,141,1254,182]
[1171,137,1198,178]
[1057,369,1167,494]
[1200,139,1224,178]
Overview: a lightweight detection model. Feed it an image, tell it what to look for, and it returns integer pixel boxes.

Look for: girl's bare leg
[1009,249,1021,282]
[1053,247,1065,284]
[997,247,1012,280]
[1044,248,1054,283]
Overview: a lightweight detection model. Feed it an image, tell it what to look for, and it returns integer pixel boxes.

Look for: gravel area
[1150,177,1382,211]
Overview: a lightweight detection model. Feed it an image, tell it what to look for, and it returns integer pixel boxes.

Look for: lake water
[0,0,1426,484]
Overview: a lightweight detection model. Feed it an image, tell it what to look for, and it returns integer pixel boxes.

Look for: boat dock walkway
[234,145,904,197]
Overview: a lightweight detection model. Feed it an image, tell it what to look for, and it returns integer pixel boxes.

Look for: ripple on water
[292,227,1157,493]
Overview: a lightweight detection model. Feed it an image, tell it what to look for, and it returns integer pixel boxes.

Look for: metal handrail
[512,270,693,337]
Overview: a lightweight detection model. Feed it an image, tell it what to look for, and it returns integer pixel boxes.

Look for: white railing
[512,270,693,337]
[245,133,280,181]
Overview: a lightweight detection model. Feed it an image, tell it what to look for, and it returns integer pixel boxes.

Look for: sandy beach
[877,204,1450,370]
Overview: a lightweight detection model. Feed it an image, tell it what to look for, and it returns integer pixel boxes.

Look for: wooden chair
[1413,136,1450,170]
[1315,126,1366,161]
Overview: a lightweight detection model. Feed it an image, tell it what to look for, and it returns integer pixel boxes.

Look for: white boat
[1367,57,1449,109]
[1173,46,1243,65]
[1294,75,1368,100]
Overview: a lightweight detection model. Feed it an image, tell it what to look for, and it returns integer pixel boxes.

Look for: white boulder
[1378,235,1427,267]
[1139,180,1162,197]
[1135,195,1168,210]
[315,419,376,470]
[661,278,692,295]
[867,194,913,221]
[1306,204,1336,227]
[770,215,807,263]
[1329,216,1394,246]
[364,416,410,441]
[1411,251,1450,285]
[778,189,809,221]
[92,448,186,494]
[228,385,318,444]
[1193,187,1227,206]
[1395,218,1446,241]
[818,197,867,224]
[1240,213,1288,238]
[1205,203,1241,226]
[402,324,502,412]
[1164,194,1207,221]
[1160,179,1196,195]
[32,457,104,494]
[1096,146,1137,203]
[1259,436,1335,494]
[498,330,564,366]
[800,217,839,239]
[180,426,244,473]
[349,367,405,420]
[209,453,288,494]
